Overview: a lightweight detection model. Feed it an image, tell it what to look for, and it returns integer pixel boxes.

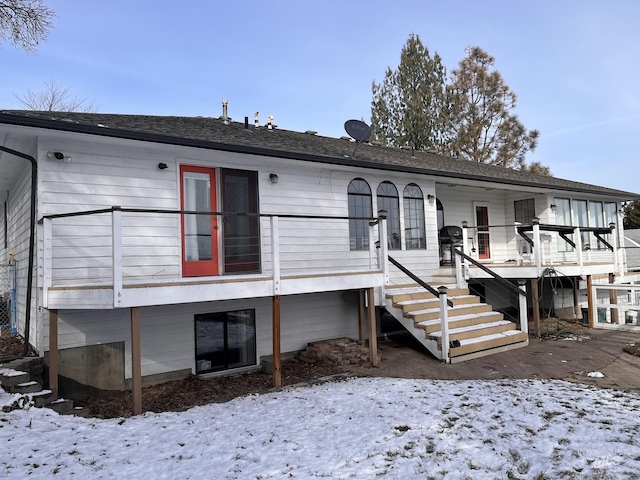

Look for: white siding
[47,291,358,379]
[39,137,443,286]
[7,161,38,349]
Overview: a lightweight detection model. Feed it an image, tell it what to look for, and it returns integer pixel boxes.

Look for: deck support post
[517,280,528,335]
[113,207,123,308]
[272,294,282,387]
[531,278,541,338]
[532,218,542,276]
[366,287,378,366]
[358,289,366,344]
[609,273,619,324]
[438,286,450,363]
[48,309,58,397]
[587,275,595,328]
[573,278,580,320]
[130,306,142,416]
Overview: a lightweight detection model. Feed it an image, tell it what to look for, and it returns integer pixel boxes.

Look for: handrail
[453,247,526,297]
[39,205,376,222]
[387,255,454,307]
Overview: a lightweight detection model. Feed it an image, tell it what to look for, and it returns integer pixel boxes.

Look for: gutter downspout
[0,145,37,362]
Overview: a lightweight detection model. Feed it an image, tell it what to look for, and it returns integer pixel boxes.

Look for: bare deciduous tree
[14,79,97,112]
[0,0,55,53]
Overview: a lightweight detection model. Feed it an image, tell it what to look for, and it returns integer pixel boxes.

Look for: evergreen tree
[623,200,640,229]
[371,34,448,151]
[444,47,540,169]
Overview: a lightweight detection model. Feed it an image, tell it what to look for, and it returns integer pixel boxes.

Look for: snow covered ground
[2,377,640,479]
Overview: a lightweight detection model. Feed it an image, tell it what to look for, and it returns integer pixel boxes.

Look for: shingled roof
[1,110,637,198]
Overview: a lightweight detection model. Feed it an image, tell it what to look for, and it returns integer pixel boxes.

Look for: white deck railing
[591,283,640,328]
[41,207,387,308]
[459,221,620,277]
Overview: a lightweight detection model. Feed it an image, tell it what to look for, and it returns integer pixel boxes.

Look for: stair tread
[409,303,489,316]
[457,329,525,346]
[31,389,53,397]
[386,284,459,294]
[417,311,501,327]
[395,295,476,306]
[429,320,512,337]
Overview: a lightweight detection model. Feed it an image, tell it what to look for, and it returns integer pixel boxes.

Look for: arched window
[377,181,401,250]
[348,178,372,250]
[403,184,426,249]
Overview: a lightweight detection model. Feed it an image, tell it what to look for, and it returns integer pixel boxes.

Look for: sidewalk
[344,328,640,392]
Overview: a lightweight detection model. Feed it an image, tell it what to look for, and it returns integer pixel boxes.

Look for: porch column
[531,278,541,338]
[609,273,619,324]
[366,287,378,366]
[48,309,58,397]
[586,275,595,328]
[517,280,528,335]
[532,217,542,276]
[439,286,450,363]
[272,295,282,387]
[573,278,580,320]
[358,289,366,344]
[130,307,142,416]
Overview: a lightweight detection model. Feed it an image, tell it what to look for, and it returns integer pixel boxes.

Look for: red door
[475,205,491,259]
[180,165,219,276]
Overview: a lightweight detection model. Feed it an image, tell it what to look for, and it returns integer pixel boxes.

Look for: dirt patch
[77,359,345,418]
[0,332,37,358]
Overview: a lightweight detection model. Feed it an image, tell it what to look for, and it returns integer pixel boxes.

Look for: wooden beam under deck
[48,309,58,397]
[131,307,142,416]
[367,287,378,366]
[272,295,282,388]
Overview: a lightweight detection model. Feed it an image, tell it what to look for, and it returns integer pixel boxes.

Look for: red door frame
[180,165,219,277]
[475,204,491,259]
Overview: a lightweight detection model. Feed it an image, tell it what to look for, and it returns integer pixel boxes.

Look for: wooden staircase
[384,276,529,363]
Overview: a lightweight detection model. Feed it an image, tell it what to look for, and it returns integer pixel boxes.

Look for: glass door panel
[181,165,218,276]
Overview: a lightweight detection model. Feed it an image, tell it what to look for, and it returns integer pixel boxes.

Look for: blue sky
[2,0,639,193]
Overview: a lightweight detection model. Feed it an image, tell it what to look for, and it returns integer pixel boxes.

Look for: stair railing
[387,256,454,308]
[453,247,528,335]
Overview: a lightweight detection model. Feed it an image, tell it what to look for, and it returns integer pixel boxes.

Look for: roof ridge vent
[305,130,317,135]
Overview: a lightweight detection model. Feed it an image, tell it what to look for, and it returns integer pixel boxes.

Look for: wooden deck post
[609,273,619,324]
[48,309,58,397]
[573,278,580,320]
[587,275,595,328]
[358,289,366,344]
[531,279,541,337]
[272,294,282,387]
[130,307,142,416]
[366,287,378,366]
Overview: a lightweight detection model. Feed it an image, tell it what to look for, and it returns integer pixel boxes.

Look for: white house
[1,110,638,411]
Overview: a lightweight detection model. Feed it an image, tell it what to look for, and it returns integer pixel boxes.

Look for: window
[589,201,604,249]
[348,179,372,250]
[377,181,401,249]
[403,184,426,249]
[195,309,256,373]
[573,200,589,249]
[554,198,572,252]
[514,198,535,224]
[221,169,260,273]
[605,202,618,245]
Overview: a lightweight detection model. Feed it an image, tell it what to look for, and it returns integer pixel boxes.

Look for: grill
[439,226,463,265]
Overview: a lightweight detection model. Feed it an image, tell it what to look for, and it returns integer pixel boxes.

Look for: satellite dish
[344,119,371,142]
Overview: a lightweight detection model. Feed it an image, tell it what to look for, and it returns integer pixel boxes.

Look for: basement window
[195,309,256,374]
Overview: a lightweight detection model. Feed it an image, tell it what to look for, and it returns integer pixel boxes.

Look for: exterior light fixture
[270,173,278,184]
[158,163,168,170]
[427,194,435,205]
[550,204,557,213]
[46,151,72,163]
